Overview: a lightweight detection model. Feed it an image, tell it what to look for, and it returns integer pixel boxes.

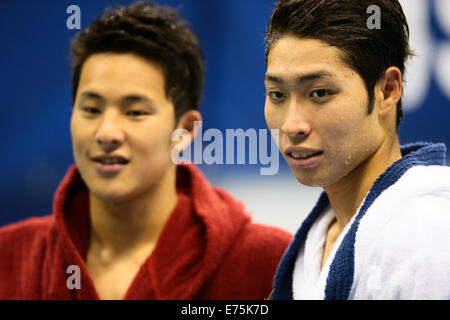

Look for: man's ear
[378,66,402,117]
[172,110,202,153]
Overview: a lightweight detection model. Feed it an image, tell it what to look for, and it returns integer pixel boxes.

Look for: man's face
[264,37,385,187]
[71,53,177,202]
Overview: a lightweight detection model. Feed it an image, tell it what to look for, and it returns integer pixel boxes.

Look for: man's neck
[88,167,178,258]
[324,136,402,232]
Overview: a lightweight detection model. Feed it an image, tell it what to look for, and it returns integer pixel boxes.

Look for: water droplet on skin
[343,154,352,165]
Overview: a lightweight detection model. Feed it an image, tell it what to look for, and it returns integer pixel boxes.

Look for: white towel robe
[293,165,450,300]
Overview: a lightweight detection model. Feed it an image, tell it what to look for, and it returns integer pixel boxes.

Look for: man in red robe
[0,2,292,300]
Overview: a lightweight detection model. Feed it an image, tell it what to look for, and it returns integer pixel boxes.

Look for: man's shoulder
[371,164,450,224]
[400,164,450,194]
[0,215,56,299]
[368,174,449,244]
[208,180,293,254]
[391,192,450,244]
[239,222,293,250]
[392,165,450,228]
[354,179,450,299]
[227,221,292,268]
[358,164,450,268]
[217,221,292,291]
[362,181,450,265]
[0,215,55,249]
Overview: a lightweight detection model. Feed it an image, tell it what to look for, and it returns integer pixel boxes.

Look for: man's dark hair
[265,0,414,129]
[70,1,204,120]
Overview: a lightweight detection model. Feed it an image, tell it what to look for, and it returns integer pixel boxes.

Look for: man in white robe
[263,0,450,300]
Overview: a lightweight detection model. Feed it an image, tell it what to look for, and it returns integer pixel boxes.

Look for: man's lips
[93,162,128,174]
[91,154,130,164]
[284,147,323,168]
[91,154,130,174]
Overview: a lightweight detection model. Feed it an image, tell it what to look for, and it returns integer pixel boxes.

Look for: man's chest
[320,219,340,271]
[86,245,155,299]
[87,261,142,299]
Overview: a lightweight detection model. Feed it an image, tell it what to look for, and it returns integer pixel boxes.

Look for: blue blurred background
[1,0,449,231]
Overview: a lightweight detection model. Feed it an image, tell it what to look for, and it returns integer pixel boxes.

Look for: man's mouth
[285,148,323,169]
[287,150,323,159]
[91,155,130,174]
[92,155,130,165]
[94,157,129,165]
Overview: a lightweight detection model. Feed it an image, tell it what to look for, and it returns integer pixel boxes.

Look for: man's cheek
[264,107,280,128]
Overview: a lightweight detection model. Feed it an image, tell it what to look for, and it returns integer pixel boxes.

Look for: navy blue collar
[272,142,447,300]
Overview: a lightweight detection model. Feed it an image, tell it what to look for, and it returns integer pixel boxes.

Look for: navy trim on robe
[272,142,447,300]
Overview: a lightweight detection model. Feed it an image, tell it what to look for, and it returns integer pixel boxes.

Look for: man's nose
[280,101,312,139]
[95,110,125,152]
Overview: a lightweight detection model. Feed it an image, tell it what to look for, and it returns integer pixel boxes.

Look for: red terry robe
[0,163,292,299]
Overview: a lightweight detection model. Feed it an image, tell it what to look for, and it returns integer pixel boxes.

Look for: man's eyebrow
[78,92,153,105]
[79,91,104,102]
[121,94,153,104]
[265,71,336,85]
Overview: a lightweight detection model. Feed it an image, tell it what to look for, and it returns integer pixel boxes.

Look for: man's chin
[90,188,133,204]
[292,171,332,188]
[289,168,314,186]
[295,176,322,187]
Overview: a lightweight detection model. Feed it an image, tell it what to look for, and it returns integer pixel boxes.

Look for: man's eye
[310,89,331,99]
[82,107,100,114]
[127,110,148,116]
[268,91,285,102]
